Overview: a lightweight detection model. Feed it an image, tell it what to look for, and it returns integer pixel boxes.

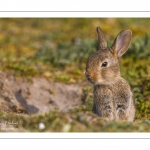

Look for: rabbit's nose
[87,74,91,78]
[85,71,91,79]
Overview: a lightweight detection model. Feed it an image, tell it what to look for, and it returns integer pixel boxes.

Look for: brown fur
[85,27,135,122]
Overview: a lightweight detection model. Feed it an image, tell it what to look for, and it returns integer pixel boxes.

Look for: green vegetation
[0,18,150,132]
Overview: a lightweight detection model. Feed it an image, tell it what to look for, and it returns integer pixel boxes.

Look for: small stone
[39,122,45,130]
[62,124,71,132]
[86,116,92,121]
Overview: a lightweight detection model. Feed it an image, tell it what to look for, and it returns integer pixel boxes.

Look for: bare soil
[0,71,84,114]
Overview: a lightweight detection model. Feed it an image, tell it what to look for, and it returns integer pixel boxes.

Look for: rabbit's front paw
[96,105,114,120]
[103,109,114,120]
[116,108,127,120]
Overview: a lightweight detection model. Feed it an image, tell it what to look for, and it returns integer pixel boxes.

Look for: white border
[0,133,149,138]
[0,137,149,150]
[0,0,149,17]
[0,12,150,18]
[0,0,149,12]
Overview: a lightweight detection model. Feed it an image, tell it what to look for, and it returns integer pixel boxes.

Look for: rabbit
[85,26,135,122]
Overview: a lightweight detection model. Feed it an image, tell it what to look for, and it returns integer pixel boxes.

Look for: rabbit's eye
[101,62,108,67]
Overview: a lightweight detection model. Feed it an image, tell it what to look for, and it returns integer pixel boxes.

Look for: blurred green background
[0,18,150,132]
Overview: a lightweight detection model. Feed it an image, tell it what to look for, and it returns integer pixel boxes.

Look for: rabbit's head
[85,27,132,85]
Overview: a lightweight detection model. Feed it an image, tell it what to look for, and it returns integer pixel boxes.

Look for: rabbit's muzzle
[85,71,91,80]
[85,70,98,84]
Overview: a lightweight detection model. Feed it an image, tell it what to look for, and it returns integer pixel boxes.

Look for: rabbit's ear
[111,30,132,57]
[96,27,107,49]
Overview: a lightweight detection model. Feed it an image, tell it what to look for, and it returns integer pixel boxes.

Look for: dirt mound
[0,71,25,113]
[0,72,84,114]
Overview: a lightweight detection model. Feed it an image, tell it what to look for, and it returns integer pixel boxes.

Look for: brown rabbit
[85,27,135,122]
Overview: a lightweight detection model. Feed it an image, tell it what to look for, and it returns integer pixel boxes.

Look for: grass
[0,18,150,132]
